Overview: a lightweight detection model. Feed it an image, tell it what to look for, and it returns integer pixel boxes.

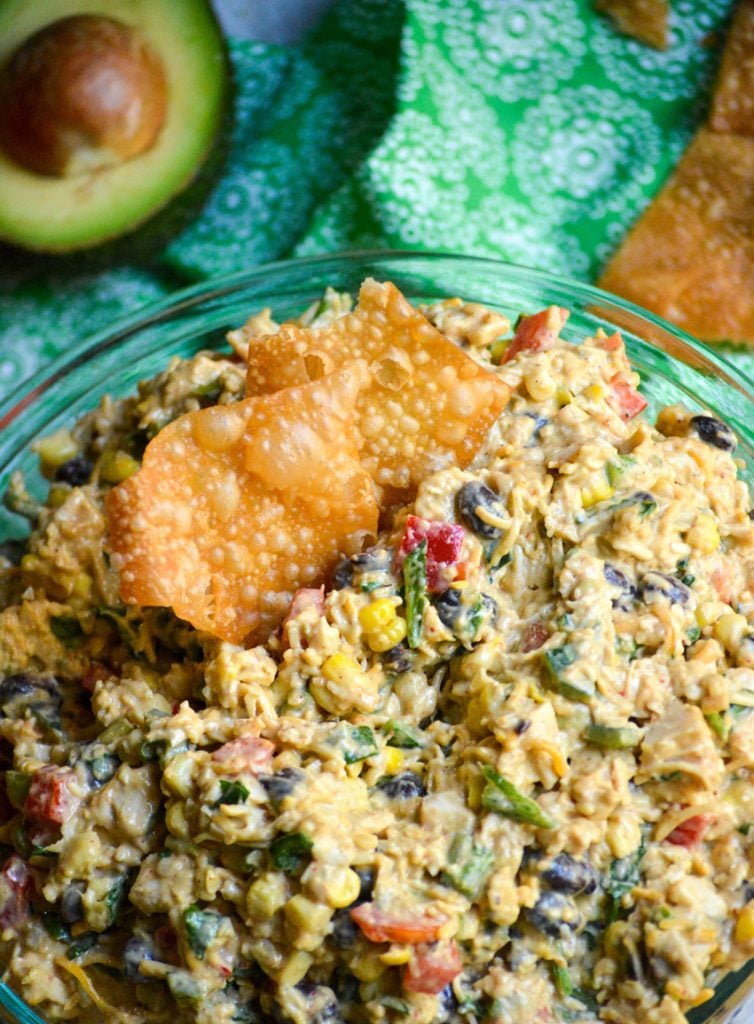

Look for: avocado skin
[0,0,230,255]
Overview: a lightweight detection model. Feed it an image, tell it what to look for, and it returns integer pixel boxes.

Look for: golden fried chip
[246,279,510,504]
[710,0,754,136]
[598,129,754,344]
[595,0,669,49]
[106,364,378,644]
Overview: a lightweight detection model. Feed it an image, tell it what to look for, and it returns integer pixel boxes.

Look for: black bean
[330,559,355,590]
[60,883,84,924]
[434,589,496,640]
[434,588,463,630]
[0,540,25,565]
[54,456,93,487]
[382,641,412,673]
[122,935,157,984]
[0,674,62,723]
[456,481,506,539]
[330,910,359,949]
[525,891,581,939]
[375,771,426,800]
[258,767,304,808]
[541,854,598,896]
[330,547,392,590]
[690,415,737,453]
[603,564,637,611]
[639,571,691,606]
[438,984,459,1016]
[354,867,375,903]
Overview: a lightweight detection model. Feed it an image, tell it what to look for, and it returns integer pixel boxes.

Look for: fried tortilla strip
[594,0,669,49]
[598,129,754,343]
[106,364,378,644]
[710,0,754,136]
[246,278,510,505]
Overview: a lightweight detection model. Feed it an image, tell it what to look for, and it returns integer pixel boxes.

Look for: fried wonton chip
[245,279,510,505]
[598,129,754,343]
[594,0,669,49]
[710,0,754,136]
[106,364,378,644]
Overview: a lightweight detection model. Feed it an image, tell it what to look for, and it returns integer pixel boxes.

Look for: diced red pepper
[711,565,732,604]
[395,515,465,593]
[154,924,181,965]
[0,855,32,928]
[667,813,714,847]
[211,736,274,774]
[24,766,79,825]
[608,375,648,421]
[596,332,624,353]
[285,587,325,623]
[81,662,111,693]
[350,903,448,945]
[403,941,462,994]
[501,306,569,364]
[521,622,550,653]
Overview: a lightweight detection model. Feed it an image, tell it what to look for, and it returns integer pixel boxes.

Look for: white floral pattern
[512,86,664,221]
[0,0,746,400]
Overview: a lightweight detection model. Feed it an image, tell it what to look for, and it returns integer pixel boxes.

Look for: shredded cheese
[56,958,119,1016]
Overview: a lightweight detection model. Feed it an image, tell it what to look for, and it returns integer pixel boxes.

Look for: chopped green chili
[403,541,427,648]
[480,765,555,829]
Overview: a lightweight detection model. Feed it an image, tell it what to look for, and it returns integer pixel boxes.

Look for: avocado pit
[0,14,167,177]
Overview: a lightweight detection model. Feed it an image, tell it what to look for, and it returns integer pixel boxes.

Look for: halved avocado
[0,0,227,252]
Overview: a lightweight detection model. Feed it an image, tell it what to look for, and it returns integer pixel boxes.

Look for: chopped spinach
[270,831,313,873]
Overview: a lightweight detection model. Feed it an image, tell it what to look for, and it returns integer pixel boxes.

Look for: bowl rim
[3,249,754,431]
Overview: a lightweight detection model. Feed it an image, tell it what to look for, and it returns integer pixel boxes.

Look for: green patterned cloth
[2,0,750,399]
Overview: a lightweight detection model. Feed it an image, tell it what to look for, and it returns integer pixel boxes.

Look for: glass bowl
[0,251,753,1024]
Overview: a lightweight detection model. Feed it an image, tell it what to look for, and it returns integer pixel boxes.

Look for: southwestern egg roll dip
[0,282,752,1024]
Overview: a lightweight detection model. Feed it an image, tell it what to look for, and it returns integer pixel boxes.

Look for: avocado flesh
[0,0,226,252]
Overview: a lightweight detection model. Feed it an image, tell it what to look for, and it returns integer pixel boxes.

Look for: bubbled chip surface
[245,278,510,505]
[106,364,378,644]
[594,0,669,49]
[598,129,754,344]
[710,0,754,137]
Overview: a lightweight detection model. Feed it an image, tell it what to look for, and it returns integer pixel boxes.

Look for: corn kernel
[313,653,379,715]
[358,598,396,634]
[367,616,407,653]
[100,449,140,484]
[580,474,614,509]
[246,872,288,919]
[165,800,189,838]
[322,653,363,685]
[383,747,404,774]
[489,339,509,364]
[322,867,361,909]
[555,387,573,406]
[72,573,92,601]
[584,383,604,401]
[524,368,555,402]
[47,483,70,508]
[284,895,332,935]
[34,429,78,471]
[697,601,725,629]
[350,953,386,982]
[735,902,754,944]
[162,752,194,798]
[379,945,412,966]
[277,951,312,987]
[713,612,748,652]
[690,989,715,1009]
[686,514,720,554]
